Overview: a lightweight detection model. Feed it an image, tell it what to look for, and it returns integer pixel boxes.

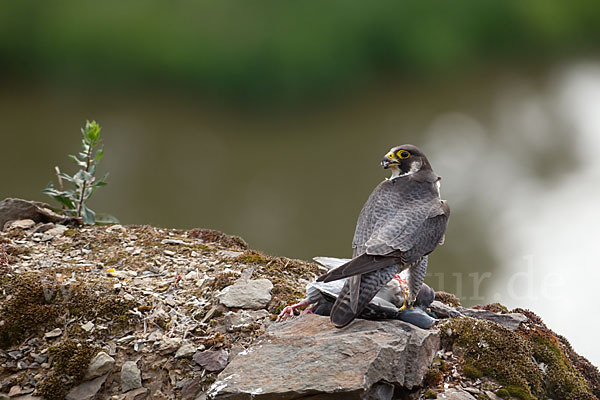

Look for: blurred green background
[2,1,600,363]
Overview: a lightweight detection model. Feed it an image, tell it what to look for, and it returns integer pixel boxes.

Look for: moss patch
[0,273,60,348]
[473,302,509,314]
[0,273,135,349]
[39,339,97,399]
[441,317,542,400]
[434,291,460,307]
[441,315,598,400]
[188,228,248,250]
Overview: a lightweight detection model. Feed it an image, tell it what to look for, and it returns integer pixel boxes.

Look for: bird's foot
[398,297,414,312]
[276,300,311,322]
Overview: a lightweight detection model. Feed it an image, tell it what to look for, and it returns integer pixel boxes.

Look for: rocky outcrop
[210,314,440,399]
[1,203,598,400]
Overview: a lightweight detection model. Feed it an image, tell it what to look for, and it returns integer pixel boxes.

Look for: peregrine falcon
[317,144,449,328]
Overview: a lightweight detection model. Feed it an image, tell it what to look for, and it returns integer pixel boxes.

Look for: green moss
[530,332,595,400]
[423,366,443,387]
[62,229,79,237]
[235,251,270,265]
[38,340,96,400]
[424,389,437,399]
[463,363,483,379]
[505,385,536,400]
[441,317,542,399]
[38,373,68,400]
[441,315,597,400]
[495,388,510,398]
[49,339,96,381]
[0,274,60,348]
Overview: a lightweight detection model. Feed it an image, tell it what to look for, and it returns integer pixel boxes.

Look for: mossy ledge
[439,312,599,400]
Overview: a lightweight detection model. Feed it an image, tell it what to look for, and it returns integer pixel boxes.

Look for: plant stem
[76,141,94,218]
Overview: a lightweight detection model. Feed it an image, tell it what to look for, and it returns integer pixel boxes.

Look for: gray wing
[352,178,448,260]
[366,199,449,261]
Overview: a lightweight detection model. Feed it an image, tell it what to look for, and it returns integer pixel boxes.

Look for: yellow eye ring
[397,150,411,159]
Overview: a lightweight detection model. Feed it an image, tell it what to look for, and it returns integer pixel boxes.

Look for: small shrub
[43,120,111,225]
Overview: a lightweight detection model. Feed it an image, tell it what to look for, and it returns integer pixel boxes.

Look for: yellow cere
[385,151,397,160]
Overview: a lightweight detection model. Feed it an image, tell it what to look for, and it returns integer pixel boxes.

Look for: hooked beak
[381,152,399,169]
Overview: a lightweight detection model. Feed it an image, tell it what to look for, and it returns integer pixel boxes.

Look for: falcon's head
[381,144,430,178]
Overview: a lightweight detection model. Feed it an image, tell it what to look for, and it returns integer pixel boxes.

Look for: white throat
[387,160,422,181]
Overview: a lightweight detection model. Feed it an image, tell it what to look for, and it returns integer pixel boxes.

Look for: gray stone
[146,330,163,341]
[484,391,503,400]
[438,388,477,399]
[81,321,94,332]
[456,307,527,331]
[45,224,68,237]
[216,250,243,258]
[7,219,35,230]
[157,337,182,355]
[124,387,148,400]
[430,301,462,318]
[32,223,55,233]
[121,361,142,393]
[44,328,62,339]
[210,313,440,399]
[66,374,108,400]
[180,378,202,400]
[224,309,269,332]
[217,279,273,309]
[84,351,115,380]
[0,198,79,230]
[193,350,229,372]
[175,341,197,359]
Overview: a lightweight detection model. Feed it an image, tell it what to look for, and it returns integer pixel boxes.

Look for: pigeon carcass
[277,257,437,329]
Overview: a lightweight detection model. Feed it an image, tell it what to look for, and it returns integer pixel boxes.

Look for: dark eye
[398,151,410,159]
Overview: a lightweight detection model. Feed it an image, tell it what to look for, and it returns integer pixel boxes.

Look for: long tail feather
[330,265,398,328]
[317,253,401,283]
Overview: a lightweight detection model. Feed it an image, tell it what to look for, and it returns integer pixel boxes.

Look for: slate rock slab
[66,374,109,400]
[193,349,229,372]
[456,307,527,331]
[210,313,440,399]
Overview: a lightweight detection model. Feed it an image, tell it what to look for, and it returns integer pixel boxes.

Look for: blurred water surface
[2,63,600,364]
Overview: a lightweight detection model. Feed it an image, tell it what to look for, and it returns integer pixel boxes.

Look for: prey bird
[277,256,438,329]
[317,144,449,328]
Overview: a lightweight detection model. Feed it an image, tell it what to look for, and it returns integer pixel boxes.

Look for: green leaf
[81,203,96,225]
[94,147,104,161]
[89,164,96,175]
[43,187,75,209]
[57,172,74,182]
[73,170,93,184]
[85,120,100,144]
[83,186,94,199]
[69,154,87,168]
